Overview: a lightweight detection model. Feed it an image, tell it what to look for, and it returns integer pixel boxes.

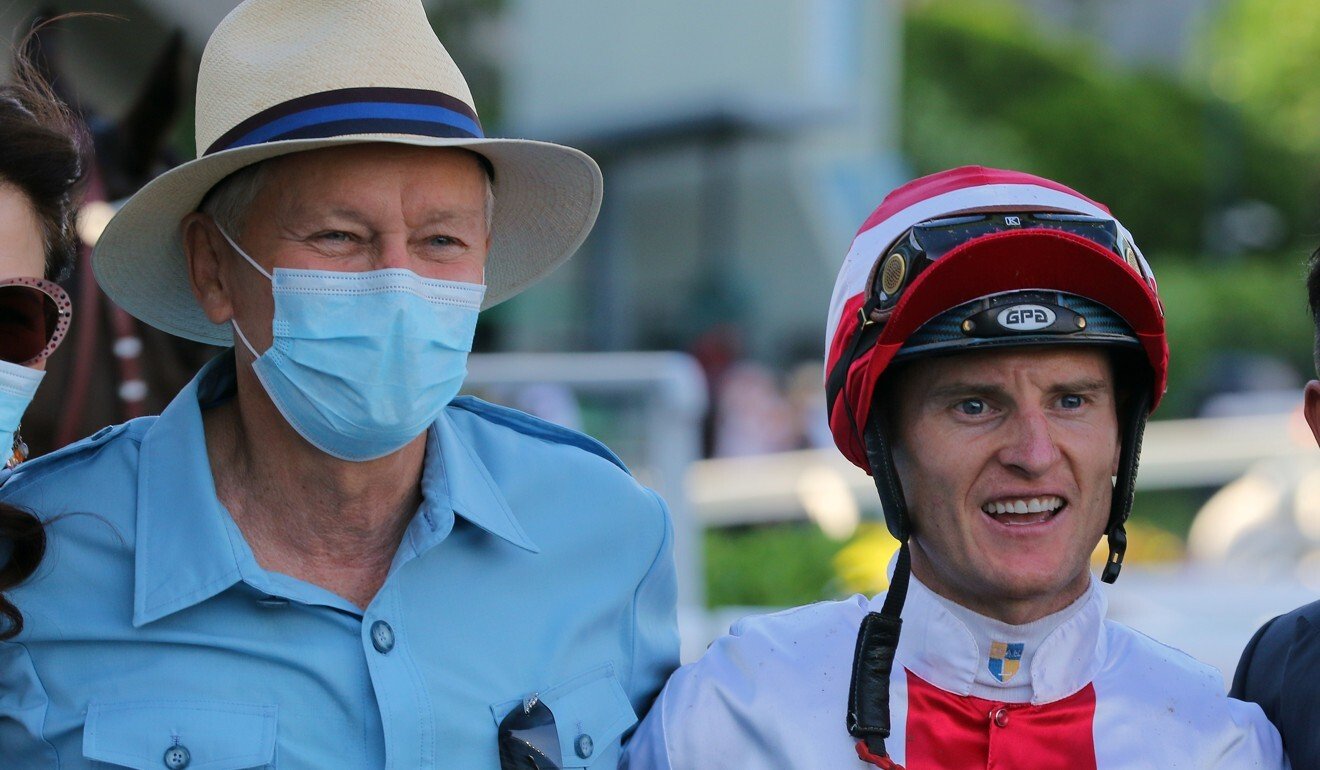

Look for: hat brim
[92,134,603,345]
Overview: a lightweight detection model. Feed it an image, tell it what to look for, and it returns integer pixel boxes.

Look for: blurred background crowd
[5,0,1320,672]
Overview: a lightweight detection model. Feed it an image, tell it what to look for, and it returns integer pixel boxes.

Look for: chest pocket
[490,663,637,768]
[82,700,277,769]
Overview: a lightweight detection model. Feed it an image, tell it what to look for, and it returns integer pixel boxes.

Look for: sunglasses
[0,277,72,366]
[498,696,563,770]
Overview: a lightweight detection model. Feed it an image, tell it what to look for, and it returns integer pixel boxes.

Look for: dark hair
[0,21,86,282]
[0,19,88,640]
[0,512,44,640]
[1308,247,1320,377]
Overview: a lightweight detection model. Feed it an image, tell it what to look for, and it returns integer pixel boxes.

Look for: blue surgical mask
[0,359,44,469]
[220,228,485,462]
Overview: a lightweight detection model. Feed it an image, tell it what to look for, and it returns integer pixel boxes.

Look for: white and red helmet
[826,166,1167,469]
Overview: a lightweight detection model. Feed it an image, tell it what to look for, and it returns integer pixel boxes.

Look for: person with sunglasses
[0,2,678,768]
[623,167,1286,769]
[0,30,81,642]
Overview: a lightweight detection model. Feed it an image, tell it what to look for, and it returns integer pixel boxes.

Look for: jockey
[623,166,1287,769]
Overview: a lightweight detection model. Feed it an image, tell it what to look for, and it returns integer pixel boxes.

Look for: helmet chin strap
[1102,385,1152,583]
[848,411,911,768]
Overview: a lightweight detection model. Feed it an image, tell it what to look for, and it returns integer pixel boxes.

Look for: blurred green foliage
[1158,257,1314,415]
[1203,0,1320,159]
[705,523,842,607]
[902,0,1311,256]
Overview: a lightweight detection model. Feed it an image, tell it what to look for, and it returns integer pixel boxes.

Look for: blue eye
[956,399,986,416]
[1060,394,1084,409]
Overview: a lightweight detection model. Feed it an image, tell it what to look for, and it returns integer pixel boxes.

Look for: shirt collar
[888,575,1108,705]
[134,353,537,626]
[409,408,539,556]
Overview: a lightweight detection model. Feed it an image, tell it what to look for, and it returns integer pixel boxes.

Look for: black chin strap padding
[863,410,909,541]
[1101,524,1127,584]
[1102,386,1152,584]
[847,541,911,759]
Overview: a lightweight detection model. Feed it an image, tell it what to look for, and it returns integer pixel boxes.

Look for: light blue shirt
[0,354,678,768]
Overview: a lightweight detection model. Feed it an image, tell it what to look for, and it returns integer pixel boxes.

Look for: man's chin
[959,566,1093,620]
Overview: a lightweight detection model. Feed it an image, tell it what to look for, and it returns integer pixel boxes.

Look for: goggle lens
[0,279,71,365]
[872,212,1143,309]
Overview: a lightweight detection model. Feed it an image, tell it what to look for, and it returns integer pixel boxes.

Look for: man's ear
[182,212,234,325]
[1303,381,1320,448]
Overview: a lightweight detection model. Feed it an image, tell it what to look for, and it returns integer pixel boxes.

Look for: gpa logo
[997,304,1056,331]
[988,641,1024,683]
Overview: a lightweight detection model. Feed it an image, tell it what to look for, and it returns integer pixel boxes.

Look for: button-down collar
[133,354,537,626]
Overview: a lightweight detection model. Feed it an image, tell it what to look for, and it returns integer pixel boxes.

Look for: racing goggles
[0,277,72,366]
[870,212,1144,314]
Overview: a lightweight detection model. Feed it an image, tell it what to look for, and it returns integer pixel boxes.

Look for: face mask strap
[215,225,273,281]
[230,320,261,359]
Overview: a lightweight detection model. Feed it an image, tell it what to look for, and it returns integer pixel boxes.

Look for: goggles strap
[826,296,885,467]
[1102,385,1151,584]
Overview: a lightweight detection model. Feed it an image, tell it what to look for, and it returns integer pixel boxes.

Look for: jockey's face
[890,346,1120,625]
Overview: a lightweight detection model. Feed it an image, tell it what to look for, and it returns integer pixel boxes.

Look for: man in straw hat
[623,167,1285,769]
[0,1,678,767]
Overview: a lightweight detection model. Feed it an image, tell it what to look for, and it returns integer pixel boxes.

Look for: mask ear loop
[215,226,273,281]
[214,225,272,358]
[230,320,261,359]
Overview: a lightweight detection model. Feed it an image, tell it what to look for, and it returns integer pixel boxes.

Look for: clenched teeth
[980,496,1064,515]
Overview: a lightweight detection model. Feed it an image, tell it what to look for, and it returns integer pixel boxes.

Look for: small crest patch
[988,641,1024,683]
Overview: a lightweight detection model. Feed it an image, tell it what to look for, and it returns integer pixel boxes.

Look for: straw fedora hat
[93,0,602,346]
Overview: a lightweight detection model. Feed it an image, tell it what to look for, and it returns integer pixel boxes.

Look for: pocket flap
[540,664,637,768]
[83,700,277,770]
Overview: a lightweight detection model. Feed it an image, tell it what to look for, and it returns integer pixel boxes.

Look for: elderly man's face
[890,346,1120,623]
[207,143,490,353]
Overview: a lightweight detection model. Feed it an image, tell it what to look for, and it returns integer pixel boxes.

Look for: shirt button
[575,733,594,759]
[370,620,395,653]
[256,595,289,608]
[163,744,191,769]
[991,707,1009,728]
